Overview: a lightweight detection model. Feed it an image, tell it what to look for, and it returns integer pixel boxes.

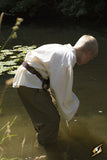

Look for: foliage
[58,0,106,18]
[0,0,57,17]
[0,116,17,144]
[0,45,36,75]
[0,17,23,51]
[0,117,22,160]
[58,0,87,17]
[0,0,106,20]
[0,15,36,76]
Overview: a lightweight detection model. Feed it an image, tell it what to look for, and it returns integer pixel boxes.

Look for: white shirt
[13,43,79,121]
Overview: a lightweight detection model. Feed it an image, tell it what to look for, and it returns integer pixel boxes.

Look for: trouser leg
[17,86,60,145]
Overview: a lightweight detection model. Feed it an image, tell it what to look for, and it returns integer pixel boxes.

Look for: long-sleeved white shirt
[13,43,79,121]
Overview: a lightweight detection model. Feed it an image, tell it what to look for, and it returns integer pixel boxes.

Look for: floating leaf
[0,66,10,73]
[10,56,17,59]
[0,61,5,66]
[7,70,17,75]
[0,61,17,66]
[0,55,5,61]
[17,52,26,58]
[1,50,14,55]
[13,45,22,49]
[0,45,36,75]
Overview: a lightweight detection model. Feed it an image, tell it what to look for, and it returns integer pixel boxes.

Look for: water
[0,21,107,160]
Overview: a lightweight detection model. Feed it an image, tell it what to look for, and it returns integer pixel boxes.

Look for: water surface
[0,21,107,160]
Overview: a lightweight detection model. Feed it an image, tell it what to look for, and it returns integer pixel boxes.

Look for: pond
[0,20,107,160]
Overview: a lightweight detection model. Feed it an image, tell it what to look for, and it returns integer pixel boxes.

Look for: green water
[0,21,107,160]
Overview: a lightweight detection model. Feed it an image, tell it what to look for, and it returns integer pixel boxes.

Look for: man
[13,35,98,146]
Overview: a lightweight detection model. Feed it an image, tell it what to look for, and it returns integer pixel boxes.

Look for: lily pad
[1,50,14,55]
[17,52,26,57]
[0,45,37,75]
[0,61,17,66]
[0,55,6,61]
[13,45,22,49]
[7,70,17,75]
[10,56,17,59]
[0,66,10,73]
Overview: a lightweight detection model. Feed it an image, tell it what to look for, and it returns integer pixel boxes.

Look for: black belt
[22,61,50,90]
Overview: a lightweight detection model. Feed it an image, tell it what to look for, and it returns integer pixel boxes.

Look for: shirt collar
[66,44,77,67]
[72,47,77,67]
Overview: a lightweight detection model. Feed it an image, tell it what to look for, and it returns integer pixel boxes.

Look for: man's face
[77,51,94,66]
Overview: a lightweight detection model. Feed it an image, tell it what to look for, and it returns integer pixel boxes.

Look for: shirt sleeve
[50,63,79,121]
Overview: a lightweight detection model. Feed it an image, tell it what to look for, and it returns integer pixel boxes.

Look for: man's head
[74,35,98,65]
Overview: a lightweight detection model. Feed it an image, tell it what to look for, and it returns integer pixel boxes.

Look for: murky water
[0,21,107,160]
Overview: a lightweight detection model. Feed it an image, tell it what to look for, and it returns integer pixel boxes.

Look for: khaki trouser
[17,86,60,145]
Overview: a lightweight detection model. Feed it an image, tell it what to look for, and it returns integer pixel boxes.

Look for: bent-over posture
[13,35,98,146]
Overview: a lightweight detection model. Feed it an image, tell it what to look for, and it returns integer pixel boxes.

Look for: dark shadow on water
[54,120,107,160]
[33,119,107,160]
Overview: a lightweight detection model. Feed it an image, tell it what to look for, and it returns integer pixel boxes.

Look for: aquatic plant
[0,12,4,30]
[0,116,17,145]
[0,15,29,76]
[0,117,23,160]
[0,14,37,75]
[0,45,36,75]
[0,16,36,114]
[0,17,23,52]
[0,46,36,115]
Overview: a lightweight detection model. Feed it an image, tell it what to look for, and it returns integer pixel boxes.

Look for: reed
[0,15,23,114]
[20,137,26,157]
[0,116,17,144]
[0,117,23,160]
[0,17,23,52]
[0,12,4,30]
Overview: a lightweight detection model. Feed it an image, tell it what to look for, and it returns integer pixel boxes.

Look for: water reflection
[0,22,107,159]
